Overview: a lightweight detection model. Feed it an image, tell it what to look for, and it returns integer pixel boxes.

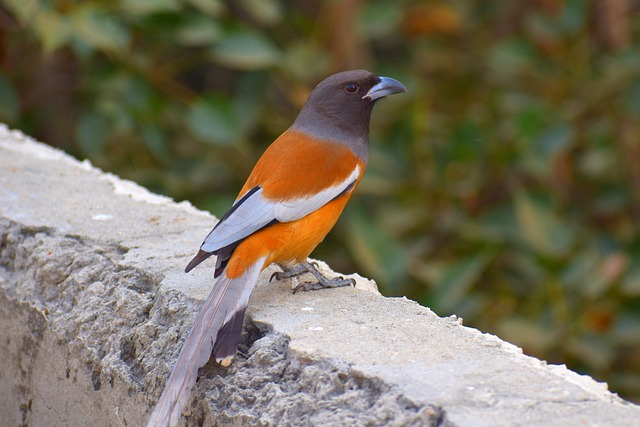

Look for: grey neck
[291,102,372,164]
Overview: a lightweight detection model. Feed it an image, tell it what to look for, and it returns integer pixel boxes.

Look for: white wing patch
[200,164,360,253]
[273,165,360,222]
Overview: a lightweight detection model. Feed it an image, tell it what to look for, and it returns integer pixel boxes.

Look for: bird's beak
[363,76,407,101]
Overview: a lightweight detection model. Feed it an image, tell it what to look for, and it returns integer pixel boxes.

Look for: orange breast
[239,129,364,201]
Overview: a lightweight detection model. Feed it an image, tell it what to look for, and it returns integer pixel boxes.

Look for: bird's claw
[269,271,281,283]
[292,276,356,294]
[270,263,309,282]
[270,261,355,293]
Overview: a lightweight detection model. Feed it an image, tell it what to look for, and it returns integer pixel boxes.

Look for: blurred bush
[1,0,639,403]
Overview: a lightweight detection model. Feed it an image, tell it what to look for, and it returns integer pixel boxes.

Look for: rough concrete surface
[1,124,639,427]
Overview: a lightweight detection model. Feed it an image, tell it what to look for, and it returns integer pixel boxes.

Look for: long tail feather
[184,249,213,273]
[147,257,265,427]
[212,307,246,365]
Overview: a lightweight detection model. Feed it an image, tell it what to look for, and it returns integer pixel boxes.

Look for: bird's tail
[147,257,265,427]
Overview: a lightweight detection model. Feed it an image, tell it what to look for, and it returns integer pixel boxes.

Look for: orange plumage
[225,129,365,278]
[240,129,364,200]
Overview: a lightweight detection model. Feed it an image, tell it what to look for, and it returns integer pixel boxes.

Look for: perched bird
[147,70,406,427]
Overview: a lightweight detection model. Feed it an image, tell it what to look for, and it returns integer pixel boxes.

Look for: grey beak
[363,76,407,101]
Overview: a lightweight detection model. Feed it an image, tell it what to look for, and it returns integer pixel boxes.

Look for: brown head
[291,70,407,162]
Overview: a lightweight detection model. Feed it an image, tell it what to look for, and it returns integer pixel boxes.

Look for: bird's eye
[344,82,359,93]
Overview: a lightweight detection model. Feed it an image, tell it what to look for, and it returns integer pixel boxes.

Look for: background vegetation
[1,0,639,403]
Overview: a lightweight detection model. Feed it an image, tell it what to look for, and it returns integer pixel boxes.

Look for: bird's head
[293,70,407,158]
[302,70,406,120]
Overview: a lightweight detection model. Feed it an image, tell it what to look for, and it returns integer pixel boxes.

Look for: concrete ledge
[1,125,639,426]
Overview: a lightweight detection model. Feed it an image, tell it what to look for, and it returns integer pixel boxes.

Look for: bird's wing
[200,164,360,253]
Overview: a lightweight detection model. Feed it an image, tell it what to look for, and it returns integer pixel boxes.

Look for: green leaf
[345,207,409,293]
[75,112,109,157]
[33,10,71,52]
[120,0,181,14]
[187,96,238,145]
[281,41,330,81]
[70,7,129,52]
[561,248,616,300]
[358,0,403,39]
[211,30,280,70]
[520,120,575,177]
[614,312,640,345]
[489,39,536,78]
[141,125,168,158]
[513,190,573,258]
[0,74,18,121]
[431,251,493,313]
[621,251,640,297]
[476,204,520,243]
[2,0,43,23]
[515,105,544,140]
[237,0,282,26]
[232,72,268,133]
[176,14,222,46]
[559,0,588,35]
[621,77,640,115]
[567,335,614,371]
[499,316,558,354]
[537,121,574,157]
[187,0,225,16]
[451,120,482,160]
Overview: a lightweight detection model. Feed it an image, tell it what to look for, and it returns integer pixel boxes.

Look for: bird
[147,69,407,427]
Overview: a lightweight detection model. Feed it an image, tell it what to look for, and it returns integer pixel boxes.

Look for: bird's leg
[270,261,355,293]
[270,262,315,282]
[294,262,356,293]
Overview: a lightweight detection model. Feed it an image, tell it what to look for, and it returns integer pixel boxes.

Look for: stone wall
[1,125,639,426]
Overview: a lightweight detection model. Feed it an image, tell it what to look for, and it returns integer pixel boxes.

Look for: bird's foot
[270,262,317,282]
[270,261,356,294]
[292,276,356,294]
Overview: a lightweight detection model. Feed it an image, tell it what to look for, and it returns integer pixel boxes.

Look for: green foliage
[2,0,640,402]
